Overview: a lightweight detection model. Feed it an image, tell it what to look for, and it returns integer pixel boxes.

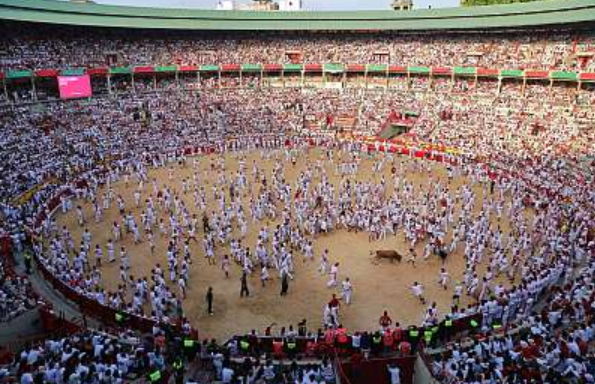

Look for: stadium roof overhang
[0,0,595,31]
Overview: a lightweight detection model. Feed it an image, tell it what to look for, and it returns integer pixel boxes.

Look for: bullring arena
[53,145,521,340]
[0,0,595,383]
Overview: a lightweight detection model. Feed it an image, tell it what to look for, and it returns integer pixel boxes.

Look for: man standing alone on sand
[206,287,214,315]
[240,272,250,297]
[280,272,289,296]
[379,310,392,331]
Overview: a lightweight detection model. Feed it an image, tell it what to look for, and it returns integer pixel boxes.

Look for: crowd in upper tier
[1,24,595,71]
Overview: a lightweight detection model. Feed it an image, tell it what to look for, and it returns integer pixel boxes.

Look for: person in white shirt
[327,262,339,288]
[438,268,449,290]
[411,282,426,305]
[341,277,353,305]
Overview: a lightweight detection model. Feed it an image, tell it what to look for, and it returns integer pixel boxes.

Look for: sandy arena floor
[53,148,526,340]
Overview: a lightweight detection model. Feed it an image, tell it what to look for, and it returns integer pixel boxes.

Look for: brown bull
[370,250,403,263]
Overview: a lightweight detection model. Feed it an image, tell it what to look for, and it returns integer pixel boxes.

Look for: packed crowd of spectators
[0,256,36,322]
[1,324,210,384]
[210,355,336,384]
[1,23,595,71]
[430,260,595,383]
[0,322,338,383]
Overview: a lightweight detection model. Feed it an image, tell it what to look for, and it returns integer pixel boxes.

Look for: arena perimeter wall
[1,0,595,31]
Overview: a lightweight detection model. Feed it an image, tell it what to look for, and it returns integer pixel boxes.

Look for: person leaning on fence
[284,336,298,358]
[351,331,362,353]
[359,331,372,358]
[469,317,480,334]
[323,326,336,346]
[247,329,260,357]
[383,327,395,354]
[239,335,252,356]
[441,315,454,342]
[297,319,307,336]
[371,331,383,356]
[305,336,318,357]
[335,324,350,355]
[272,338,285,358]
[423,327,434,349]
[407,325,421,353]
[182,337,198,361]
[392,322,403,347]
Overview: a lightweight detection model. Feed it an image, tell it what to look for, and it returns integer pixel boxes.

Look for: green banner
[454,66,476,76]
[367,64,388,73]
[155,66,177,72]
[200,65,220,72]
[6,70,33,79]
[109,67,132,75]
[550,71,578,81]
[408,66,430,74]
[241,64,262,72]
[61,68,86,76]
[283,64,303,72]
[500,69,523,78]
[323,63,345,74]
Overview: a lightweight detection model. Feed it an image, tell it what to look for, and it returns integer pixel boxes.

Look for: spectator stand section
[2,65,595,103]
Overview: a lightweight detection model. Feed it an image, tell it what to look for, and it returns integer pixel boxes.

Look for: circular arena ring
[48,143,522,340]
[21,91,589,331]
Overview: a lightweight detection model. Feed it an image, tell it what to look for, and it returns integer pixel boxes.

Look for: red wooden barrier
[338,355,417,384]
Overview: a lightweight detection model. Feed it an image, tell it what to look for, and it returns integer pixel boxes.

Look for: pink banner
[58,75,92,99]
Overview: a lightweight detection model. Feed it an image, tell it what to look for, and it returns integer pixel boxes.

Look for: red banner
[35,69,59,77]
[87,67,109,76]
[346,64,365,72]
[524,70,549,79]
[221,64,240,72]
[178,65,198,72]
[263,64,283,72]
[304,64,322,72]
[133,66,154,73]
[580,72,595,81]
[432,67,452,75]
[477,68,499,77]
[389,66,407,73]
